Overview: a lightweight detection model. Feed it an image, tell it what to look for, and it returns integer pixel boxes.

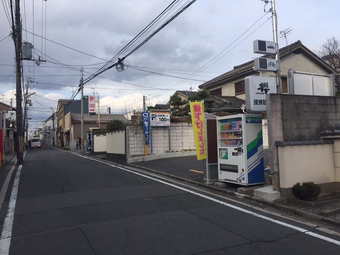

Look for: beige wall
[64,112,71,132]
[94,134,107,152]
[107,131,125,154]
[281,54,326,74]
[278,144,335,189]
[334,140,340,181]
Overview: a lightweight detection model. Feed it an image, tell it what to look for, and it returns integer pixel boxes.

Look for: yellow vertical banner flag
[190,101,206,160]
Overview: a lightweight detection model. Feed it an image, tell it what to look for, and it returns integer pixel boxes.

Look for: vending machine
[217,113,264,185]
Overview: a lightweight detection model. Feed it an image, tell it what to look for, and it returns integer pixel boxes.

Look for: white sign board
[254,58,277,72]
[288,69,335,96]
[89,95,96,113]
[245,76,277,112]
[150,111,170,127]
[253,40,276,54]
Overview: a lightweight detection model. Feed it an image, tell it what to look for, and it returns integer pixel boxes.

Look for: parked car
[29,138,41,149]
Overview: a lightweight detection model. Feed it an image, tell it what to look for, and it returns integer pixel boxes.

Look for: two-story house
[199,40,336,99]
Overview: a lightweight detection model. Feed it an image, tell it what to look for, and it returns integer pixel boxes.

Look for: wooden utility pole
[14,0,23,163]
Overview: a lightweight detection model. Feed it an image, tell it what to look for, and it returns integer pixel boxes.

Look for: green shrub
[292,182,321,201]
[107,120,126,132]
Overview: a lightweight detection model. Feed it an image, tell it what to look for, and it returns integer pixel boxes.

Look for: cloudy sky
[0,0,339,129]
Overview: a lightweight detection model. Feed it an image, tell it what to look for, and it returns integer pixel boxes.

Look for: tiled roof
[153,104,170,110]
[176,90,197,98]
[211,96,245,113]
[71,113,127,123]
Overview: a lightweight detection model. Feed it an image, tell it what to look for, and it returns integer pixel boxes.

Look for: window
[281,77,288,93]
[210,88,222,96]
[235,80,245,95]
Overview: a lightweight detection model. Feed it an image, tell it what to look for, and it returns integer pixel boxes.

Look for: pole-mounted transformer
[22,42,34,60]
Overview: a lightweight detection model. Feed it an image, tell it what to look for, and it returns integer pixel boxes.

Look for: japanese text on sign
[142,112,150,145]
[189,102,206,160]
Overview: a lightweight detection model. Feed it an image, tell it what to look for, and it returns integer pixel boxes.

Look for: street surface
[0,147,340,255]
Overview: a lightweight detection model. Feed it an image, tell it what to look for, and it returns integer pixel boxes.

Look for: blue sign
[87,131,92,151]
[142,112,150,145]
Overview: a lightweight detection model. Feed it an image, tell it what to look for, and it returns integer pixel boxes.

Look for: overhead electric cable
[1,0,12,26]
[90,0,180,76]
[82,0,196,86]
[22,29,109,62]
[129,66,205,82]
[150,11,271,98]
[0,34,11,43]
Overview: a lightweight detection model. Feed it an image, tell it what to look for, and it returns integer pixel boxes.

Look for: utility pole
[270,0,281,93]
[97,93,101,129]
[51,108,55,146]
[14,0,23,163]
[80,69,85,155]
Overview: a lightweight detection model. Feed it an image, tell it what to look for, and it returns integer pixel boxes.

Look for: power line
[1,0,12,27]
[129,66,206,82]
[150,11,272,98]
[82,0,197,86]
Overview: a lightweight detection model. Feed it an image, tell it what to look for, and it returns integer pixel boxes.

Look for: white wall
[94,134,107,152]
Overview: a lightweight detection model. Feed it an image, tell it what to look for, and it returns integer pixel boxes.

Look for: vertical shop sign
[142,112,150,145]
[89,95,96,113]
[190,101,206,160]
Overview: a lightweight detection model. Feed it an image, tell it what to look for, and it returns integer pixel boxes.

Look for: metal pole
[97,93,100,129]
[271,0,281,93]
[80,70,84,155]
[202,100,211,184]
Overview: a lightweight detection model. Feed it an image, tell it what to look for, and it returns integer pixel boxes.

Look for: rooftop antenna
[280,27,293,46]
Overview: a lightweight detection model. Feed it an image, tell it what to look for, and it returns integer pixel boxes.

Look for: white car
[30,138,41,149]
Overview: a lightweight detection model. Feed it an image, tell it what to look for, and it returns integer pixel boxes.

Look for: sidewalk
[130,155,340,227]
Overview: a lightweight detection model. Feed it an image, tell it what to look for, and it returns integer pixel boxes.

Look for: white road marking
[0,165,22,255]
[0,165,15,212]
[82,155,340,246]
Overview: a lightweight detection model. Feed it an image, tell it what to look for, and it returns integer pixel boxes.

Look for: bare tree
[319,36,340,93]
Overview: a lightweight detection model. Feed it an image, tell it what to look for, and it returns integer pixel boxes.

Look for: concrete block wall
[279,95,340,140]
[94,123,196,158]
[268,94,340,192]
[169,123,195,151]
[126,126,145,156]
[151,127,170,154]
[126,123,195,157]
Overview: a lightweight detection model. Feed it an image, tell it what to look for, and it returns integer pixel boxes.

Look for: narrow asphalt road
[0,147,339,254]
